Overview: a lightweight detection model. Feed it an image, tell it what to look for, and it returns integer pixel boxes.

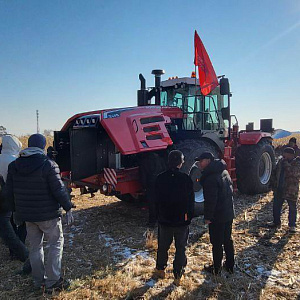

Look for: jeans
[209,220,235,271]
[156,224,189,279]
[273,197,297,227]
[0,211,28,262]
[26,217,64,288]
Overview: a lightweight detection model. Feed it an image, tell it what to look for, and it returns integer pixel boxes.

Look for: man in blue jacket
[6,134,74,293]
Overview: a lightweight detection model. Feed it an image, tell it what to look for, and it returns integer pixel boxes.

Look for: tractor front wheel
[236,139,275,194]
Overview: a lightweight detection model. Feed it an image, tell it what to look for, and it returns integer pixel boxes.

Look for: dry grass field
[272,134,300,148]
[0,135,54,150]
[18,135,54,150]
[0,190,299,300]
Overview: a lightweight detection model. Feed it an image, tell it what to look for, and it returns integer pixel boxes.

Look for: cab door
[54,131,71,172]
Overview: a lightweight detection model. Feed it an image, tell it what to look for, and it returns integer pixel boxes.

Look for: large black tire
[175,139,220,217]
[236,139,275,195]
[176,139,220,174]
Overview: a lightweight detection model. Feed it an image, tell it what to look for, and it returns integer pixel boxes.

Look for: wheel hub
[259,152,272,185]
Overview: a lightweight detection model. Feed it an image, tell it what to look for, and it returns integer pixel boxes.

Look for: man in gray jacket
[6,134,74,293]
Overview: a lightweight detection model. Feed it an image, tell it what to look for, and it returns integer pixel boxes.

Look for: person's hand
[13,212,23,227]
[205,219,211,225]
[195,161,202,170]
[66,210,74,225]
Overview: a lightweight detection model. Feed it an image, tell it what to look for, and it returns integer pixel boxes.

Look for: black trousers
[273,196,297,227]
[0,212,28,262]
[209,220,234,271]
[156,224,189,278]
[11,216,27,244]
[147,187,157,225]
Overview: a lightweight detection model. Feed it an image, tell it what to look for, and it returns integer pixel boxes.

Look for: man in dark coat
[5,134,74,293]
[154,150,194,286]
[198,152,235,275]
[269,147,300,233]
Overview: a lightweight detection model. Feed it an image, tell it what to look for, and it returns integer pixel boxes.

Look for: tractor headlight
[102,184,108,193]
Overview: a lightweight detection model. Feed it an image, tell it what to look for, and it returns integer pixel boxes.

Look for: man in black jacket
[6,134,74,292]
[155,150,194,286]
[198,152,235,274]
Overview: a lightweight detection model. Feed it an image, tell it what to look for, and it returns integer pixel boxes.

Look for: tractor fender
[201,132,225,154]
[239,132,272,145]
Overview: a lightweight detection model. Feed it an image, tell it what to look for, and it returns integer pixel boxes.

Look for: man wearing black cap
[5,134,74,292]
[154,150,194,286]
[269,147,300,233]
[196,152,235,275]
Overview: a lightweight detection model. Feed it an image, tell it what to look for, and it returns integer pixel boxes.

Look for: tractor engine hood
[100,106,172,155]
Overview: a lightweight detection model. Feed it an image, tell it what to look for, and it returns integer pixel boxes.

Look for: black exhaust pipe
[151,69,165,105]
[137,74,148,106]
[139,73,146,90]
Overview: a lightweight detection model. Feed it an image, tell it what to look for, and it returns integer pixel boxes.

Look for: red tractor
[54,70,275,216]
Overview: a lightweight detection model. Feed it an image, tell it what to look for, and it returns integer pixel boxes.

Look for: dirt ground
[0,191,299,300]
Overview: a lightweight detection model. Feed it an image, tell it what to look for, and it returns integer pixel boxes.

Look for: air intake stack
[152,69,165,105]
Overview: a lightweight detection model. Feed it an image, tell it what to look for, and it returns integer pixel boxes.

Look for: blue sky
[1,0,300,135]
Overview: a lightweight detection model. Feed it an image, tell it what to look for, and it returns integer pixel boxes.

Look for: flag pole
[194,64,197,91]
[194,31,197,92]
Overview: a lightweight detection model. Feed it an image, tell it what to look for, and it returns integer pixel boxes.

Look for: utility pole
[36,110,40,133]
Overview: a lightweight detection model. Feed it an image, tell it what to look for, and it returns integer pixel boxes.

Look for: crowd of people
[0,134,299,291]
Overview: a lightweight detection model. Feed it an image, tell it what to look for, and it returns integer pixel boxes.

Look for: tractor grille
[70,127,115,181]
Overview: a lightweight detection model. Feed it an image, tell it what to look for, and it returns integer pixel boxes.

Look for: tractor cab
[160,76,230,137]
[137,70,231,140]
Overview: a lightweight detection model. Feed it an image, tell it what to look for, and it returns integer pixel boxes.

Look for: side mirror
[220,78,230,95]
[221,107,230,120]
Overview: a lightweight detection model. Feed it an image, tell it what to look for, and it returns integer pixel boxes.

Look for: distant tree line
[43,129,53,136]
[0,126,53,137]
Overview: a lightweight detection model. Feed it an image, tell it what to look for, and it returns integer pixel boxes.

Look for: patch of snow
[98,231,153,265]
[145,279,155,287]
[256,266,265,274]
[265,269,288,286]
[65,232,74,247]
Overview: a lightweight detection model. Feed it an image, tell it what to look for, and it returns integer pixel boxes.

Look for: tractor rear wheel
[176,139,220,217]
[236,139,275,195]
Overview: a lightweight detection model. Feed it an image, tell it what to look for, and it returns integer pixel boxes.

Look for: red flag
[194,30,218,95]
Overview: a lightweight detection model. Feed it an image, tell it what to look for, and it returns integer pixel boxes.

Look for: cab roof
[161,77,199,88]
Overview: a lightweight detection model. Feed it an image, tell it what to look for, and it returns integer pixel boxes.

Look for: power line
[36,110,40,133]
